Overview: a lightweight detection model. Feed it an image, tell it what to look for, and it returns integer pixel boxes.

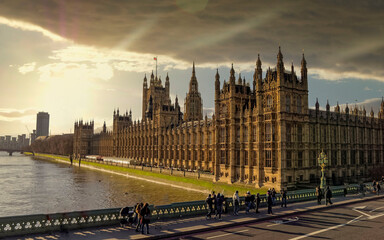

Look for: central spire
[192,61,196,77]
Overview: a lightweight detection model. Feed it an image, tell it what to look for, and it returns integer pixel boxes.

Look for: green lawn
[27,152,267,196]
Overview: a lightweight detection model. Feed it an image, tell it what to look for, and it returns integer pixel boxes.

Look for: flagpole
[156,56,158,79]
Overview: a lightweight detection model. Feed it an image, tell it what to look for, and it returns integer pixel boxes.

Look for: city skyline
[0,0,383,136]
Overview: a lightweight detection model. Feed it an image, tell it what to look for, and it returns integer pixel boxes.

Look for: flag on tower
[154,57,157,60]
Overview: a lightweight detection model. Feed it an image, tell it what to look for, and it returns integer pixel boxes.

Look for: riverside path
[4,192,383,240]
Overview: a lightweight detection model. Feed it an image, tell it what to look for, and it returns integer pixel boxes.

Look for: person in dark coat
[135,203,143,232]
[140,203,151,234]
[215,193,224,220]
[131,203,139,227]
[212,191,217,217]
[267,192,273,214]
[377,182,381,195]
[206,194,213,219]
[281,189,287,208]
[255,193,261,213]
[272,188,277,205]
[325,186,333,205]
[246,191,255,213]
[245,191,251,214]
[316,186,322,205]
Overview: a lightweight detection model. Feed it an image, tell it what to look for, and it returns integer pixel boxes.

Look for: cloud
[0,1,383,82]
[0,108,37,122]
[18,62,36,74]
[37,62,113,82]
[0,16,68,42]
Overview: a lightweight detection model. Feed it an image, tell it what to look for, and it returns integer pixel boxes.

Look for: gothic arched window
[297,96,302,113]
[267,95,273,109]
[286,95,290,112]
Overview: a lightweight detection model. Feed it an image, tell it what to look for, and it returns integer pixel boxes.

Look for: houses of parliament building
[73,47,384,190]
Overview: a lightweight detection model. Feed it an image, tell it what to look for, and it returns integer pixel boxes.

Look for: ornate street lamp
[318,150,328,189]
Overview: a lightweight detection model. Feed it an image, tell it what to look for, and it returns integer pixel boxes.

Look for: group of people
[205,191,225,220]
[206,189,288,218]
[119,202,151,235]
[315,186,333,205]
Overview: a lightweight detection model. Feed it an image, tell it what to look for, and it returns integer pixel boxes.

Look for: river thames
[0,152,206,217]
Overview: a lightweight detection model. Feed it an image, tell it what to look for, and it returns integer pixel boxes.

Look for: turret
[370,108,374,118]
[301,53,307,83]
[143,74,147,88]
[237,73,242,85]
[165,73,170,96]
[277,46,284,85]
[345,103,349,114]
[326,99,330,112]
[229,63,236,85]
[315,98,319,111]
[150,70,155,86]
[103,121,106,133]
[215,69,220,100]
[184,62,203,121]
[381,97,384,112]
[334,101,340,113]
[254,54,262,92]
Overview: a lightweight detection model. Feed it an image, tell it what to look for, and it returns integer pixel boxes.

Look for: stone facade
[73,48,384,190]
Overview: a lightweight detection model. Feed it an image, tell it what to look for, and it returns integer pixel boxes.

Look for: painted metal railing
[0,184,365,238]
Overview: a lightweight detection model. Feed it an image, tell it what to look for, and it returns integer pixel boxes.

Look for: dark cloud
[0,0,383,79]
[0,109,37,118]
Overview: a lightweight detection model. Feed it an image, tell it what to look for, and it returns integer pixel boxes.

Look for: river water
[0,152,205,217]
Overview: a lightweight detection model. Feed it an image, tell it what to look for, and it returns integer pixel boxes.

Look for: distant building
[30,130,37,144]
[36,112,49,137]
[0,134,29,150]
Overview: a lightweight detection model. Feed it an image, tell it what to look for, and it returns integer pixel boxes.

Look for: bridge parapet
[0,184,361,238]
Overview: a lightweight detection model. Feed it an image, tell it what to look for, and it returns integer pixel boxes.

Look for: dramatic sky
[0,0,383,136]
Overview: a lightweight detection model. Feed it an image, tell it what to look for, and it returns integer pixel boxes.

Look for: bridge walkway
[6,192,383,240]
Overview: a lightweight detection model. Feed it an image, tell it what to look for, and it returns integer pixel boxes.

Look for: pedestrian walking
[205,194,213,219]
[255,193,261,213]
[135,203,143,232]
[373,180,377,193]
[316,186,322,205]
[360,182,365,197]
[212,191,217,218]
[377,182,381,195]
[281,189,287,208]
[79,156,81,167]
[140,203,151,234]
[245,191,254,213]
[325,186,333,205]
[132,203,139,227]
[272,188,276,205]
[343,187,347,197]
[232,191,240,216]
[215,193,224,220]
[267,192,273,214]
[69,155,73,166]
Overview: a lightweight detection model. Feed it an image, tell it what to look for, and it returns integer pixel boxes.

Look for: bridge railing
[0,184,366,238]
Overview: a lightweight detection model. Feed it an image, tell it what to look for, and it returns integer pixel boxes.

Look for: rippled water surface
[0,152,205,217]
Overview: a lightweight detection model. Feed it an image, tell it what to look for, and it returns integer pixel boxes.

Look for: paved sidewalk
[9,193,383,240]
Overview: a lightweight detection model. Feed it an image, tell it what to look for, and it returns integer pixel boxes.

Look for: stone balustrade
[0,184,362,238]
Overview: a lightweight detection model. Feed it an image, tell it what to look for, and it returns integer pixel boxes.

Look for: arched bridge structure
[0,148,24,156]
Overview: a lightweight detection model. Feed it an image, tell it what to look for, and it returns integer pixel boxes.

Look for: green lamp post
[318,150,328,189]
